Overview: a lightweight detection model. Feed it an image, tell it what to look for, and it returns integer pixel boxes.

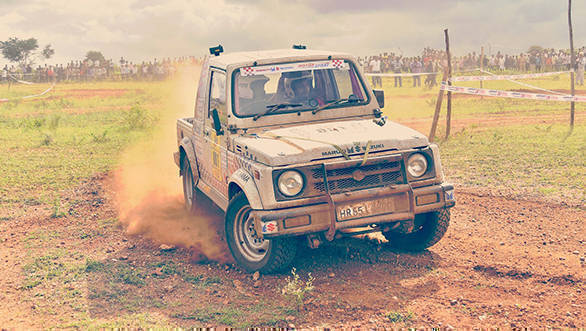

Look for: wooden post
[568,0,575,129]
[429,68,446,142]
[445,29,453,139]
[480,46,484,89]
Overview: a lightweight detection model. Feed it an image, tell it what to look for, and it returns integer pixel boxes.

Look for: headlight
[407,153,428,178]
[278,170,304,197]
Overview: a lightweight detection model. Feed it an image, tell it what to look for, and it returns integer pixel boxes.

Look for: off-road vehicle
[174,45,455,273]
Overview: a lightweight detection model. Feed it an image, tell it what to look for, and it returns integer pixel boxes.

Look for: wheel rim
[233,205,269,262]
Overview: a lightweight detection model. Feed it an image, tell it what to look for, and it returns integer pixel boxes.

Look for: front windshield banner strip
[240,60,349,76]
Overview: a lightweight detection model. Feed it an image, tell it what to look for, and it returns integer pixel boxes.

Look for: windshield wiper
[311,98,362,115]
[253,103,303,121]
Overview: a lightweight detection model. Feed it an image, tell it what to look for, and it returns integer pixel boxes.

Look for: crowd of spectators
[1,56,202,84]
[2,48,584,87]
[360,46,586,88]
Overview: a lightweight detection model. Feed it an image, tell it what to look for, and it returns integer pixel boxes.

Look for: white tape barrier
[440,83,586,102]
[0,85,55,103]
[450,70,570,82]
[9,74,35,85]
[366,72,438,77]
[366,67,481,78]
[477,69,569,96]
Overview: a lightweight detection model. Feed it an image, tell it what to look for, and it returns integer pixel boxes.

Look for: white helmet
[282,70,312,98]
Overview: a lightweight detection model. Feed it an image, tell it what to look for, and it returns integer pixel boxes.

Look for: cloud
[0,0,584,66]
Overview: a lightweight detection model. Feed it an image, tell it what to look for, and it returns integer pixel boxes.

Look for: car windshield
[233,60,368,117]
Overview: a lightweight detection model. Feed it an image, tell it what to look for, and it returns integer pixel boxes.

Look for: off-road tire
[225,192,297,273]
[181,157,198,214]
[382,208,450,251]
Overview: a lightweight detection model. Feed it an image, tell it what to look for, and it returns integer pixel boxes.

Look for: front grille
[310,159,404,194]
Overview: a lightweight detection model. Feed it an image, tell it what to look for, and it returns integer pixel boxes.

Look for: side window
[209,70,227,125]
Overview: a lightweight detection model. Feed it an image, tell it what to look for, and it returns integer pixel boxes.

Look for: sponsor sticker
[261,221,278,234]
[445,189,455,202]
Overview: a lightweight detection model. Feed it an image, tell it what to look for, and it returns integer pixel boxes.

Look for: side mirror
[211,108,224,135]
[373,90,384,108]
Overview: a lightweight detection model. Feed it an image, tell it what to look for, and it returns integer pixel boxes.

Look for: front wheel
[382,208,450,251]
[225,192,297,273]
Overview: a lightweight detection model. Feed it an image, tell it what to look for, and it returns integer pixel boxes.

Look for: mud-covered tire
[225,192,297,273]
[181,157,198,214]
[382,208,450,251]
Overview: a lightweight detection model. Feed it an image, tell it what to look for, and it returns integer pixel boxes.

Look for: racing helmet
[282,70,312,98]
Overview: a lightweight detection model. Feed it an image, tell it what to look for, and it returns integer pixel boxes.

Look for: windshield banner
[240,60,349,76]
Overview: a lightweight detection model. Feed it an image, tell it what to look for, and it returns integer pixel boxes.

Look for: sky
[0,0,585,66]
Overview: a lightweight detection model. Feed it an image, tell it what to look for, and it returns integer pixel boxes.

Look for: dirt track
[0,174,584,328]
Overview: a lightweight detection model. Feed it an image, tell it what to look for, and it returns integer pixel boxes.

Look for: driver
[282,71,313,104]
[290,76,311,102]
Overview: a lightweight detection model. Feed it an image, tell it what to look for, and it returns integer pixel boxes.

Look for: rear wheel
[382,208,450,251]
[181,157,198,214]
[225,192,297,273]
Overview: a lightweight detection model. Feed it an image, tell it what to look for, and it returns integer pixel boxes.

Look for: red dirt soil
[0,174,583,328]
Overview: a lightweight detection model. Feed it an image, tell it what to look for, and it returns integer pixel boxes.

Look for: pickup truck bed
[177,117,194,137]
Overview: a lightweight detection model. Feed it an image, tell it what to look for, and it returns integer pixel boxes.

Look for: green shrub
[281,267,314,311]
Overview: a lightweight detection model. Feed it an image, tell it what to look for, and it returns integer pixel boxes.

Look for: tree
[0,37,54,67]
[85,51,106,65]
[527,45,544,55]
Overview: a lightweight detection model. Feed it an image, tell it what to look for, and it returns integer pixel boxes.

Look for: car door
[201,69,229,203]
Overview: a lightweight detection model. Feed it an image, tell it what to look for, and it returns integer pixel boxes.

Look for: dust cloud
[114,65,230,263]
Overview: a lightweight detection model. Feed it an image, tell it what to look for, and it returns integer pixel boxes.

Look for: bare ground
[0,173,584,328]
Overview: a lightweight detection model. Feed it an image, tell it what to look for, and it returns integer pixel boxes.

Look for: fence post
[480,46,484,90]
[445,29,453,140]
[568,0,575,130]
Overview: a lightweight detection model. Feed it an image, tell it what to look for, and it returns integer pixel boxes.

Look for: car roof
[208,48,352,69]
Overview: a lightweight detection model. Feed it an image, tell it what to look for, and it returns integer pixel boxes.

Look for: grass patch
[21,250,86,290]
[172,302,289,328]
[0,81,166,207]
[149,260,222,287]
[59,312,177,329]
[386,310,414,323]
[439,124,586,202]
[85,258,105,272]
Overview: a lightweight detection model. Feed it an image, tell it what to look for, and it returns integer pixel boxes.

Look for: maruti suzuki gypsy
[174,45,455,273]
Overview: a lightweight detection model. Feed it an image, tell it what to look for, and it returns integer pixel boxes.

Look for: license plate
[337,198,395,221]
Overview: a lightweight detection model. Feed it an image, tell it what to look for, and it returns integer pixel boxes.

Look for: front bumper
[251,183,455,239]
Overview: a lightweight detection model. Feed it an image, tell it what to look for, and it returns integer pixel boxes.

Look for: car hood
[233,119,429,166]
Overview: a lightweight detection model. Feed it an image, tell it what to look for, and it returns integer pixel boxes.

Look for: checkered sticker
[241,67,254,76]
[331,59,344,69]
[261,221,278,234]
